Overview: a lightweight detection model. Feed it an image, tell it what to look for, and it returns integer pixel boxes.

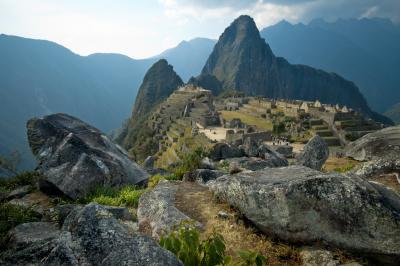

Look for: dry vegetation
[174,182,302,265]
[322,157,360,173]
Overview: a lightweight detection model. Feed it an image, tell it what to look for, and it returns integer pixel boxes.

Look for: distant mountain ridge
[0,34,211,170]
[260,17,400,113]
[199,15,390,124]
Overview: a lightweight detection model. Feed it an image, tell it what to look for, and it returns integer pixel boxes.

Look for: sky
[1,0,399,59]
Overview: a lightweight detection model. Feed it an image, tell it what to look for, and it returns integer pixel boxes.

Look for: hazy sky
[1,0,399,59]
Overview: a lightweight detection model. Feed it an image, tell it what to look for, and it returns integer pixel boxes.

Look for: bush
[171,147,208,179]
[81,185,146,208]
[160,222,231,266]
[237,250,267,266]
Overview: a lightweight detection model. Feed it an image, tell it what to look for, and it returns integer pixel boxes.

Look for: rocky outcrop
[201,15,387,123]
[137,181,198,239]
[1,203,182,265]
[257,144,288,167]
[27,113,148,200]
[226,156,286,171]
[209,143,245,161]
[209,166,400,264]
[183,169,225,184]
[345,126,400,161]
[297,135,329,170]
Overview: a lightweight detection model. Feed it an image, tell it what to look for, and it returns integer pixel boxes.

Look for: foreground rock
[210,166,400,264]
[2,203,181,265]
[138,181,199,239]
[297,135,329,170]
[226,156,286,171]
[27,113,148,200]
[345,126,400,161]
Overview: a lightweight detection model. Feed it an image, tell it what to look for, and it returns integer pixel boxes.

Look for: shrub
[237,250,267,266]
[172,147,208,179]
[160,222,231,266]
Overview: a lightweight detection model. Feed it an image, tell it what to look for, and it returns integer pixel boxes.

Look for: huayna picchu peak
[199,15,392,125]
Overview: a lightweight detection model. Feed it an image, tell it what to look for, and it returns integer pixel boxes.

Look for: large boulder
[138,181,198,239]
[27,113,148,200]
[226,156,286,171]
[258,144,288,167]
[1,203,182,266]
[210,166,400,264]
[209,143,244,161]
[297,135,329,170]
[345,126,400,161]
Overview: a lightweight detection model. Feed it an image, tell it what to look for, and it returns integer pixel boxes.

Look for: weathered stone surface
[183,169,225,184]
[209,143,245,161]
[2,203,182,266]
[143,155,156,169]
[297,135,329,170]
[258,144,289,167]
[225,157,276,171]
[210,166,400,263]
[351,155,400,180]
[300,247,339,266]
[7,185,31,200]
[273,145,294,158]
[138,180,198,239]
[199,157,216,170]
[345,126,400,161]
[27,113,149,200]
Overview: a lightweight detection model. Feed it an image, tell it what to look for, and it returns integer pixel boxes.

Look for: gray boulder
[183,169,225,184]
[209,143,244,161]
[27,113,148,200]
[273,145,294,158]
[258,144,289,167]
[351,155,400,180]
[199,157,216,170]
[143,155,156,169]
[243,138,259,157]
[346,126,400,161]
[297,135,329,170]
[2,203,182,266]
[138,180,198,239]
[7,185,31,200]
[226,157,284,171]
[210,166,400,264]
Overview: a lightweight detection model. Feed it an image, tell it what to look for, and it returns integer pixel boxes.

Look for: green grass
[0,203,41,251]
[220,111,272,131]
[0,171,43,192]
[80,185,146,208]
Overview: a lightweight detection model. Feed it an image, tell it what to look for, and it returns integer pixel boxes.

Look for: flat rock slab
[27,113,148,200]
[210,166,400,264]
[137,180,199,239]
[11,222,60,249]
[345,125,400,161]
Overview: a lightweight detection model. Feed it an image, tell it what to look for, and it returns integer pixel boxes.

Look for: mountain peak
[225,15,260,41]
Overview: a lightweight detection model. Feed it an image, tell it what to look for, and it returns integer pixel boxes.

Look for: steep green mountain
[200,15,391,125]
[260,18,400,113]
[384,103,400,124]
[117,59,183,160]
[0,35,211,170]
[154,38,216,82]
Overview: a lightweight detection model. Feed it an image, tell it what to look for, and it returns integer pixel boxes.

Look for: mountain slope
[201,15,391,124]
[384,103,400,124]
[117,59,183,160]
[260,18,400,112]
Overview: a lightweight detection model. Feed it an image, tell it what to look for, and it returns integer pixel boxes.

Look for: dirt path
[174,182,302,265]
